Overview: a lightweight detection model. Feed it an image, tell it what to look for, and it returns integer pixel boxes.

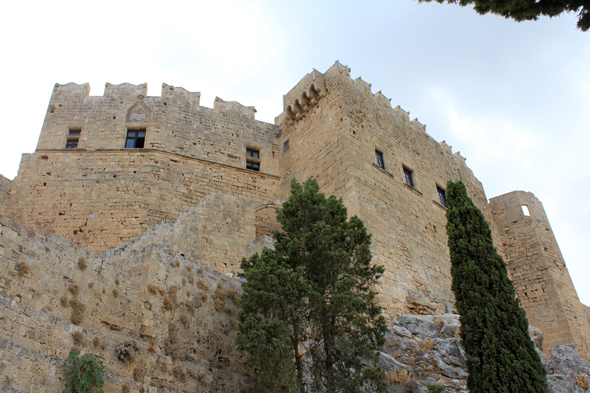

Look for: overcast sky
[1,0,588,305]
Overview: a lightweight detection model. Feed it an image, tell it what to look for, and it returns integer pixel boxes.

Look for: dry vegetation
[72,331,84,346]
[576,373,588,390]
[164,296,174,311]
[68,283,80,297]
[15,261,30,277]
[70,299,86,325]
[78,257,87,271]
[197,279,209,290]
[133,367,146,382]
[387,369,411,385]
[148,284,157,295]
[226,288,239,303]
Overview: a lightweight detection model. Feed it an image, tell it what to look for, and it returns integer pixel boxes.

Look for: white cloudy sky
[1,1,589,304]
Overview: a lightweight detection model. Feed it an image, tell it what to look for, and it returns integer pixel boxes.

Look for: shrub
[147,284,157,295]
[427,383,446,393]
[62,350,109,393]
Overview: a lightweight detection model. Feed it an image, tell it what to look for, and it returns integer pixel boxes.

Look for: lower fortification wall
[1,149,280,252]
[0,205,258,393]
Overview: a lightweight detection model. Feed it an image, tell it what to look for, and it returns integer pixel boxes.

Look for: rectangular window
[126,129,146,148]
[522,205,530,216]
[375,150,385,169]
[284,140,290,153]
[246,161,260,171]
[437,186,447,207]
[66,128,81,148]
[65,139,78,149]
[403,166,414,188]
[246,149,260,159]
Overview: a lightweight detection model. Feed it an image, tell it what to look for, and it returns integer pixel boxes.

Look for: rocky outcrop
[380,314,590,393]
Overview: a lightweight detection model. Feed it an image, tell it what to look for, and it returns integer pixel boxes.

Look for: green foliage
[418,0,589,31]
[445,180,548,393]
[62,350,109,393]
[237,178,387,393]
[426,383,446,393]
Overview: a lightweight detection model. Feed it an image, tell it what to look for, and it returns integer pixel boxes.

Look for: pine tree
[419,0,589,31]
[445,180,547,393]
[237,178,387,393]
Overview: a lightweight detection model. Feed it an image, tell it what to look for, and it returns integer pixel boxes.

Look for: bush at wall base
[62,350,110,393]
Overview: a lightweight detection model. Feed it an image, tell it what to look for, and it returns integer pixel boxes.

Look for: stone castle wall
[0,190,276,392]
[490,191,590,359]
[1,61,588,385]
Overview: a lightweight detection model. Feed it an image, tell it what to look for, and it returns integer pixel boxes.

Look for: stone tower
[490,191,590,357]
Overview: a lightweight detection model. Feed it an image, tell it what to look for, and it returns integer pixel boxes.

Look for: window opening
[437,186,447,207]
[246,161,260,171]
[126,129,146,148]
[375,150,385,169]
[66,139,78,149]
[522,205,530,216]
[403,166,414,187]
[284,140,290,153]
[246,149,260,159]
[66,128,81,148]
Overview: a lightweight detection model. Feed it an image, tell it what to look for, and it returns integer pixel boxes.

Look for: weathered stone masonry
[1,61,589,392]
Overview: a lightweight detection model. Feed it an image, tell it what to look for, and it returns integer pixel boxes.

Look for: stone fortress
[0,61,588,392]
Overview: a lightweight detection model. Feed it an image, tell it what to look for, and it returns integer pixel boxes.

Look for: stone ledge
[35,148,281,179]
[403,182,423,196]
[372,163,395,179]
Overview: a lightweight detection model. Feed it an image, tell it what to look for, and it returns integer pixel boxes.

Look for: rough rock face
[380,314,590,393]
[380,314,467,392]
[545,345,590,393]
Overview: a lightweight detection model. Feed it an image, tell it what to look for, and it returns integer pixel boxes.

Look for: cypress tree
[445,180,547,393]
